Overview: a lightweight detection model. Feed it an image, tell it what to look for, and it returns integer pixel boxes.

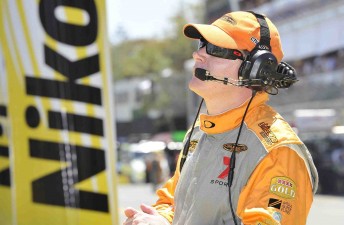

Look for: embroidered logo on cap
[220,15,237,25]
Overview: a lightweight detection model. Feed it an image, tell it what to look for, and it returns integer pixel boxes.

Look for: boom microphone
[195,68,233,85]
[195,68,212,81]
[194,62,298,92]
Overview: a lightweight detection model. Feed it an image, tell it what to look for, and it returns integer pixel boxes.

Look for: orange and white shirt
[153,92,318,225]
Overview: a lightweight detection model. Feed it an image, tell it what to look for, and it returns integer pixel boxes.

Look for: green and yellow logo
[269,176,296,199]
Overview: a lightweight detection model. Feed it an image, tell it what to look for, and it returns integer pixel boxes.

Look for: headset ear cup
[251,51,277,77]
[239,50,278,90]
[238,60,252,80]
[238,61,245,78]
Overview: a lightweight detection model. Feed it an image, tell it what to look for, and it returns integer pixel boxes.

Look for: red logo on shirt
[217,156,231,179]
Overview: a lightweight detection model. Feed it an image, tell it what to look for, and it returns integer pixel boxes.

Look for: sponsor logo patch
[258,122,278,145]
[188,140,198,153]
[203,120,215,128]
[223,143,248,153]
[268,198,293,215]
[268,198,282,209]
[281,201,293,214]
[269,176,296,199]
[217,156,231,179]
[209,156,231,187]
[210,179,228,187]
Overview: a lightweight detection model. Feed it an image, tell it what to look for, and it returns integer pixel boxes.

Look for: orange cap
[183,11,284,62]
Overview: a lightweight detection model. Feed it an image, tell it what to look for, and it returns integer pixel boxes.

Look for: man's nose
[192,48,206,62]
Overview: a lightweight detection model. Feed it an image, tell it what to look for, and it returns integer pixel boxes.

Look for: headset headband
[248,11,272,52]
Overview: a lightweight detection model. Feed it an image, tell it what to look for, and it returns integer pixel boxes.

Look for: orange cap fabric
[183,11,284,62]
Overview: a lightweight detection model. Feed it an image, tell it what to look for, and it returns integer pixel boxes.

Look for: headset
[229,12,297,225]
[238,11,297,94]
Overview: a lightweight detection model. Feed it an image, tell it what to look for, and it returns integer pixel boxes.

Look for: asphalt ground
[118,183,344,225]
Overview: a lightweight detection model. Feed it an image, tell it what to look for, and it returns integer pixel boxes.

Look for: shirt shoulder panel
[245,104,301,152]
[237,147,315,225]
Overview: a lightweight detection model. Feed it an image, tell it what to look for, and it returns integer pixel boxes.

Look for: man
[124,11,318,225]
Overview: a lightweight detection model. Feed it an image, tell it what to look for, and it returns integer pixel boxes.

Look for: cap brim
[183,24,239,49]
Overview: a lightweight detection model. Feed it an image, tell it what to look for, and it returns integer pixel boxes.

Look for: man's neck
[204,90,253,115]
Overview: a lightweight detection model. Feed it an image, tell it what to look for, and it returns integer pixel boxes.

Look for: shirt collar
[199,92,269,134]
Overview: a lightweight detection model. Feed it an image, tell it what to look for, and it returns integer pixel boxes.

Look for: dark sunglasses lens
[198,39,207,50]
[207,44,225,57]
[207,43,243,60]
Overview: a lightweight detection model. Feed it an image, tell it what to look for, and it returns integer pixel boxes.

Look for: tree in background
[111,5,201,134]
[111,39,171,80]
[111,7,198,78]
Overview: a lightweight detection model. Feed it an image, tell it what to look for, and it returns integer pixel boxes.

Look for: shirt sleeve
[237,146,314,225]
[152,153,182,224]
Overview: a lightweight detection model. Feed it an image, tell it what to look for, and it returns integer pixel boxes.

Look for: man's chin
[188,79,205,96]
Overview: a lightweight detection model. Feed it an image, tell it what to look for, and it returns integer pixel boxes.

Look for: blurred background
[109,0,344,193]
[1,0,343,224]
[107,0,344,223]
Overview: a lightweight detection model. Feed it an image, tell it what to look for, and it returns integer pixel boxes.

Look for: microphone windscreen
[195,68,207,81]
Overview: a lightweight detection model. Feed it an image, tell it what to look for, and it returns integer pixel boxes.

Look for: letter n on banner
[0,0,118,224]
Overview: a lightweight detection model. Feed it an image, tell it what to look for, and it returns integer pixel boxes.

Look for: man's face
[190,47,244,99]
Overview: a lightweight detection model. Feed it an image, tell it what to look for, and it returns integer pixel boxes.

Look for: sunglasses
[198,38,244,60]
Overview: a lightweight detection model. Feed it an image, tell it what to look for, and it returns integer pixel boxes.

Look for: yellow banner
[0,58,12,225]
[0,0,118,224]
